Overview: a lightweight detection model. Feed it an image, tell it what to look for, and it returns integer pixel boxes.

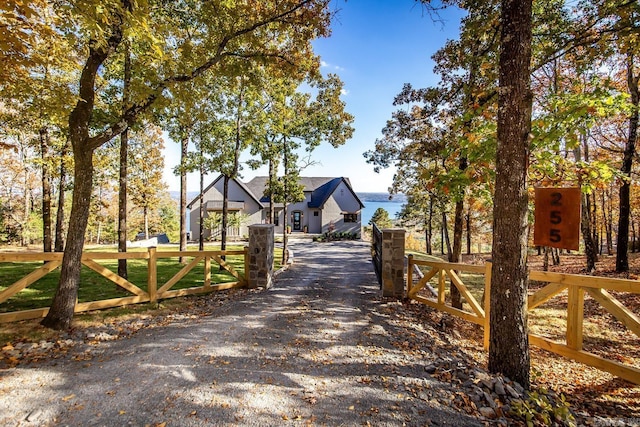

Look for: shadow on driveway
[0,240,482,426]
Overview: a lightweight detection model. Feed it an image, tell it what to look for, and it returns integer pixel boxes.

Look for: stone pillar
[381,228,405,298]
[248,224,274,289]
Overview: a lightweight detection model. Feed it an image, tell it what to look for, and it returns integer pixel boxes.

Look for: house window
[313,211,319,217]
[274,214,279,226]
[344,213,357,223]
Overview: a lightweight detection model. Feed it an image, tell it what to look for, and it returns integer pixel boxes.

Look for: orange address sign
[533,187,581,251]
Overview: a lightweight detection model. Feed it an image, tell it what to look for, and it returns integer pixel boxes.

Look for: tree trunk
[440,217,445,255]
[282,138,289,265]
[143,205,149,239]
[426,197,433,255]
[221,175,229,253]
[40,126,52,253]
[221,82,243,255]
[466,206,471,255]
[118,41,131,279]
[179,135,188,263]
[41,26,121,329]
[118,128,129,278]
[450,199,464,309]
[96,221,102,244]
[488,0,533,389]
[631,218,636,253]
[591,190,598,251]
[575,136,597,272]
[54,140,68,252]
[442,210,452,257]
[601,189,612,255]
[268,157,275,225]
[543,246,549,271]
[41,147,95,330]
[616,54,638,273]
[581,193,598,272]
[23,178,30,245]
[606,188,614,255]
[199,158,204,251]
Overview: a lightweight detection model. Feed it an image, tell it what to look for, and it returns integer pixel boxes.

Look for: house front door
[293,211,302,231]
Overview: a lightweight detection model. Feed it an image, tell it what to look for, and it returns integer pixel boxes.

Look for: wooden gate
[372,223,382,287]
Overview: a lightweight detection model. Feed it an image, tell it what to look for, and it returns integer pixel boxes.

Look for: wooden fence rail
[0,247,249,323]
[407,255,640,385]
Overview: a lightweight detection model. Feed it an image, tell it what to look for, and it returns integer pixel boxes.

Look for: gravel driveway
[0,240,483,426]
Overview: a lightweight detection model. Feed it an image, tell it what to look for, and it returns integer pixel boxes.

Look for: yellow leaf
[348,405,355,410]
[62,394,75,402]
[119,410,126,415]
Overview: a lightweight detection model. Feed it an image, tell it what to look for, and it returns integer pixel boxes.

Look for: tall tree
[204,73,266,253]
[271,74,354,263]
[118,40,131,278]
[54,140,70,252]
[616,51,639,272]
[39,126,53,252]
[128,123,166,239]
[249,72,353,248]
[162,81,210,262]
[488,0,533,388]
[1,0,77,252]
[370,207,392,228]
[40,0,333,330]
[367,1,500,308]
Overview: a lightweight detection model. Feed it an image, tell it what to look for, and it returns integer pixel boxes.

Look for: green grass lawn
[0,244,283,313]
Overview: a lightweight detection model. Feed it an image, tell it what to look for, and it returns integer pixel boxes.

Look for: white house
[187,175,365,240]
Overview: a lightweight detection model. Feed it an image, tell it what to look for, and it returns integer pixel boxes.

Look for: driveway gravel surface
[0,240,484,426]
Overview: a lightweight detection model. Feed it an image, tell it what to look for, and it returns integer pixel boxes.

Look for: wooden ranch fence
[0,247,249,323]
[407,255,640,385]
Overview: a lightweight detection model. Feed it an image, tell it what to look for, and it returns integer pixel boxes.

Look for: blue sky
[162,1,465,193]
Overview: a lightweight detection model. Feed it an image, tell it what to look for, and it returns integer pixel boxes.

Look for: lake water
[176,191,407,228]
[358,193,406,225]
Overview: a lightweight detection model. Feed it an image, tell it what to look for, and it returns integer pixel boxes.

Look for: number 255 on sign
[533,187,581,251]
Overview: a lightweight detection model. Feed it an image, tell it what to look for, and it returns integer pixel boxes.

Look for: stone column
[381,228,405,298]
[248,224,274,289]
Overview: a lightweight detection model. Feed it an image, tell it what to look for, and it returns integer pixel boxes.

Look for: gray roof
[188,175,364,211]
[243,176,272,204]
[246,176,364,210]
[186,175,264,210]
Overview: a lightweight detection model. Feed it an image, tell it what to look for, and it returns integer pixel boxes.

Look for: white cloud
[320,60,345,72]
